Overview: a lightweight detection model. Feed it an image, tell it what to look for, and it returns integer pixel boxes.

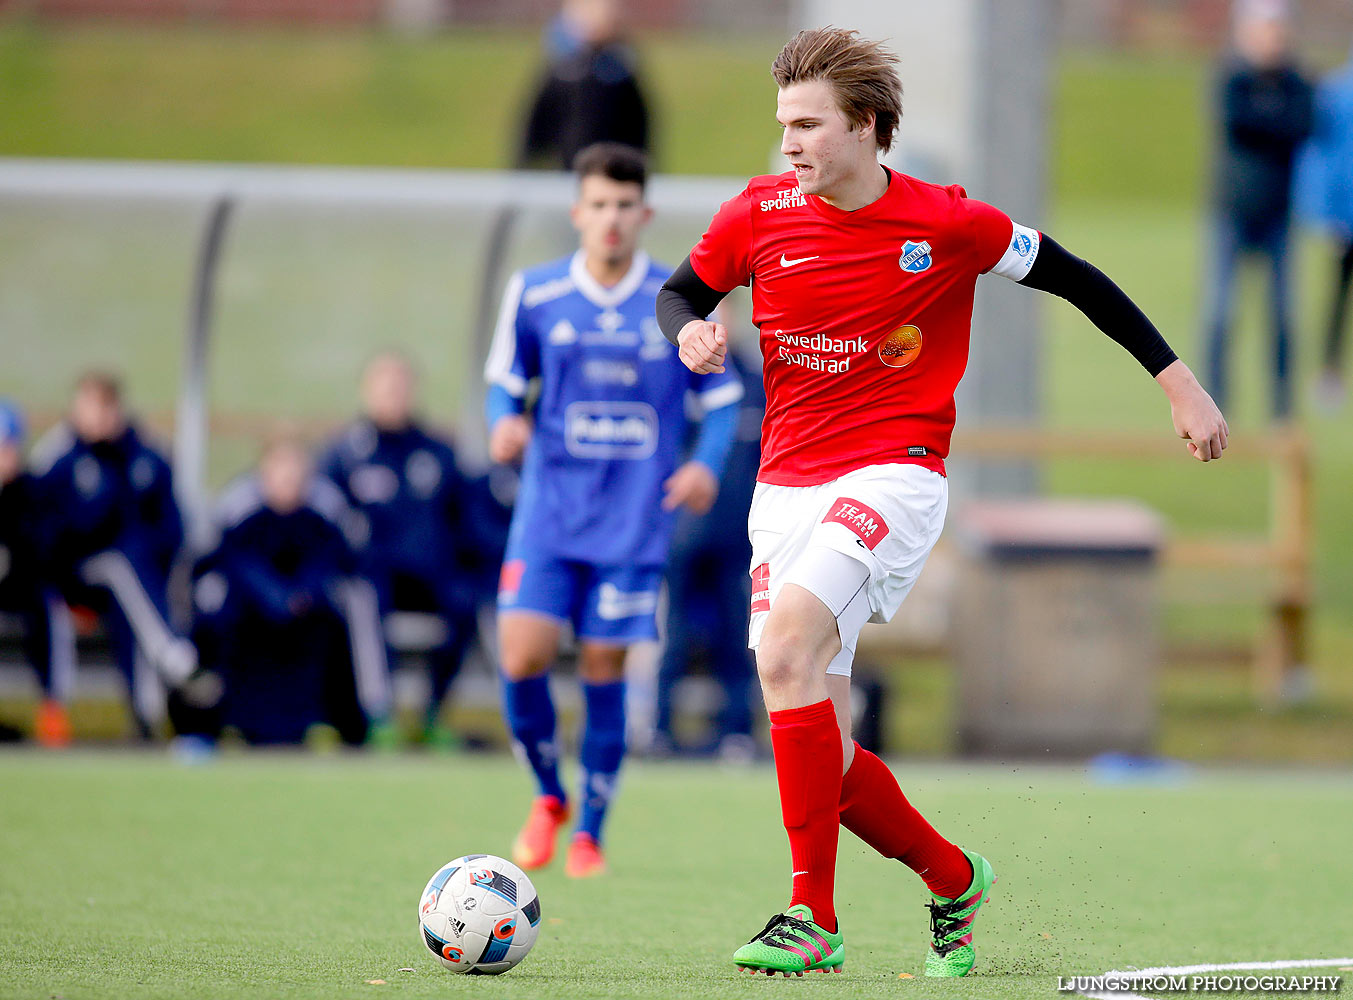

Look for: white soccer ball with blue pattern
[417,855,541,975]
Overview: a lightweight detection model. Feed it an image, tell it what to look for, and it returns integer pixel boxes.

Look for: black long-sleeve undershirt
[656,256,725,344]
[656,234,1178,378]
[1022,233,1177,376]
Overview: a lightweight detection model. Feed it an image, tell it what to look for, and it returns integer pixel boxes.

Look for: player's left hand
[1156,359,1228,462]
[677,320,728,374]
[662,461,719,514]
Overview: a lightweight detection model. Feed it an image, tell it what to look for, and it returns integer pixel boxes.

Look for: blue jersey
[485,250,742,567]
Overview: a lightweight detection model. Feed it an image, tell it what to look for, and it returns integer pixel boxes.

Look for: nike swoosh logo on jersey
[780,254,820,267]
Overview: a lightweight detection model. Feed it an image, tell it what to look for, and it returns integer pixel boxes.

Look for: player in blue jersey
[484,143,743,878]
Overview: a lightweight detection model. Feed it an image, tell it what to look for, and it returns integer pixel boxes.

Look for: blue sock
[578,680,627,843]
[501,673,566,802]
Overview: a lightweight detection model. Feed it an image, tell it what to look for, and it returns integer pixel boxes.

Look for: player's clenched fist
[1156,360,1228,463]
[489,414,532,465]
[677,320,728,374]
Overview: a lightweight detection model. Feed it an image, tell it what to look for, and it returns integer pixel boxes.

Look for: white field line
[1075,957,1353,1000]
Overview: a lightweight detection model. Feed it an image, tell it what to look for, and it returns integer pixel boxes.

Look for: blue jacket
[1295,54,1353,234]
[0,472,46,598]
[199,476,356,625]
[318,421,494,600]
[30,423,183,586]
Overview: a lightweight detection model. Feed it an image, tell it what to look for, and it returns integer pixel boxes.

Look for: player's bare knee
[759,607,837,675]
[577,643,626,684]
[755,630,822,694]
[577,661,624,684]
[753,649,794,694]
[499,651,550,681]
[498,613,563,681]
[498,631,554,680]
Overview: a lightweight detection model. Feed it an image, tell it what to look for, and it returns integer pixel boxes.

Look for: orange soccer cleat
[564,832,607,879]
[34,699,72,748]
[512,795,570,870]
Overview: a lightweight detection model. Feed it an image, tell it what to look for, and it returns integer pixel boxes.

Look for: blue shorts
[497,553,662,645]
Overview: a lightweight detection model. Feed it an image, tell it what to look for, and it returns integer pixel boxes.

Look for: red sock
[838,743,972,900]
[768,699,842,932]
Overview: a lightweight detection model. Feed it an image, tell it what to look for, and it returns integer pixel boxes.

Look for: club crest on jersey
[899,240,933,274]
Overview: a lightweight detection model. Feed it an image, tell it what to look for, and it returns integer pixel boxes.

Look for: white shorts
[747,463,948,677]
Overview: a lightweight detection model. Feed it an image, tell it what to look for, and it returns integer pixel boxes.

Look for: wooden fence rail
[951,425,1312,701]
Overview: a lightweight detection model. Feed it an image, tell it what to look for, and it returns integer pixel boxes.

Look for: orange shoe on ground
[512,795,570,870]
[34,699,72,748]
[564,832,607,879]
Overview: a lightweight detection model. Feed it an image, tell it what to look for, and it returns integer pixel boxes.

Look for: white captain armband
[989,223,1041,282]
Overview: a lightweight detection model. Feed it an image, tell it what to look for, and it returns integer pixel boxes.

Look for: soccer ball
[417,855,541,975]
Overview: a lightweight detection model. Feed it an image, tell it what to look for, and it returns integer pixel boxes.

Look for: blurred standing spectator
[517,0,651,170]
[1294,44,1353,412]
[320,352,500,748]
[1203,0,1313,421]
[191,432,392,747]
[0,400,73,746]
[653,344,763,760]
[30,373,195,736]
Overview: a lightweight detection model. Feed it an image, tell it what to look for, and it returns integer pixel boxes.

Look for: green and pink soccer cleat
[732,904,844,977]
[923,848,997,978]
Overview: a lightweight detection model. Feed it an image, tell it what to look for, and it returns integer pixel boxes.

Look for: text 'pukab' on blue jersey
[484,251,742,567]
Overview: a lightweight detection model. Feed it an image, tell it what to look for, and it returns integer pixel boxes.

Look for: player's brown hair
[572,142,648,191]
[771,27,903,154]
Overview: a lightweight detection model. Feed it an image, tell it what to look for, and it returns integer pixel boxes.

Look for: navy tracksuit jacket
[192,477,387,745]
[319,421,504,715]
[31,423,186,725]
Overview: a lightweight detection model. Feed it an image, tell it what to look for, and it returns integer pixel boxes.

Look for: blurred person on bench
[320,351,502,749]
[0,400,73,746]
[30,373,196,738]
[190,429,392,748]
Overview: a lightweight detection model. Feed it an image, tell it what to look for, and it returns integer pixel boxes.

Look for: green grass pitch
[1,751,1350,999]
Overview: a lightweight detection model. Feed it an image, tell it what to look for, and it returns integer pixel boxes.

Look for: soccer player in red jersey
[656,28,1228,978]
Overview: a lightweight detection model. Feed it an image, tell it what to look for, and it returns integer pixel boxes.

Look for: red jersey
[689,168,1039,486]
